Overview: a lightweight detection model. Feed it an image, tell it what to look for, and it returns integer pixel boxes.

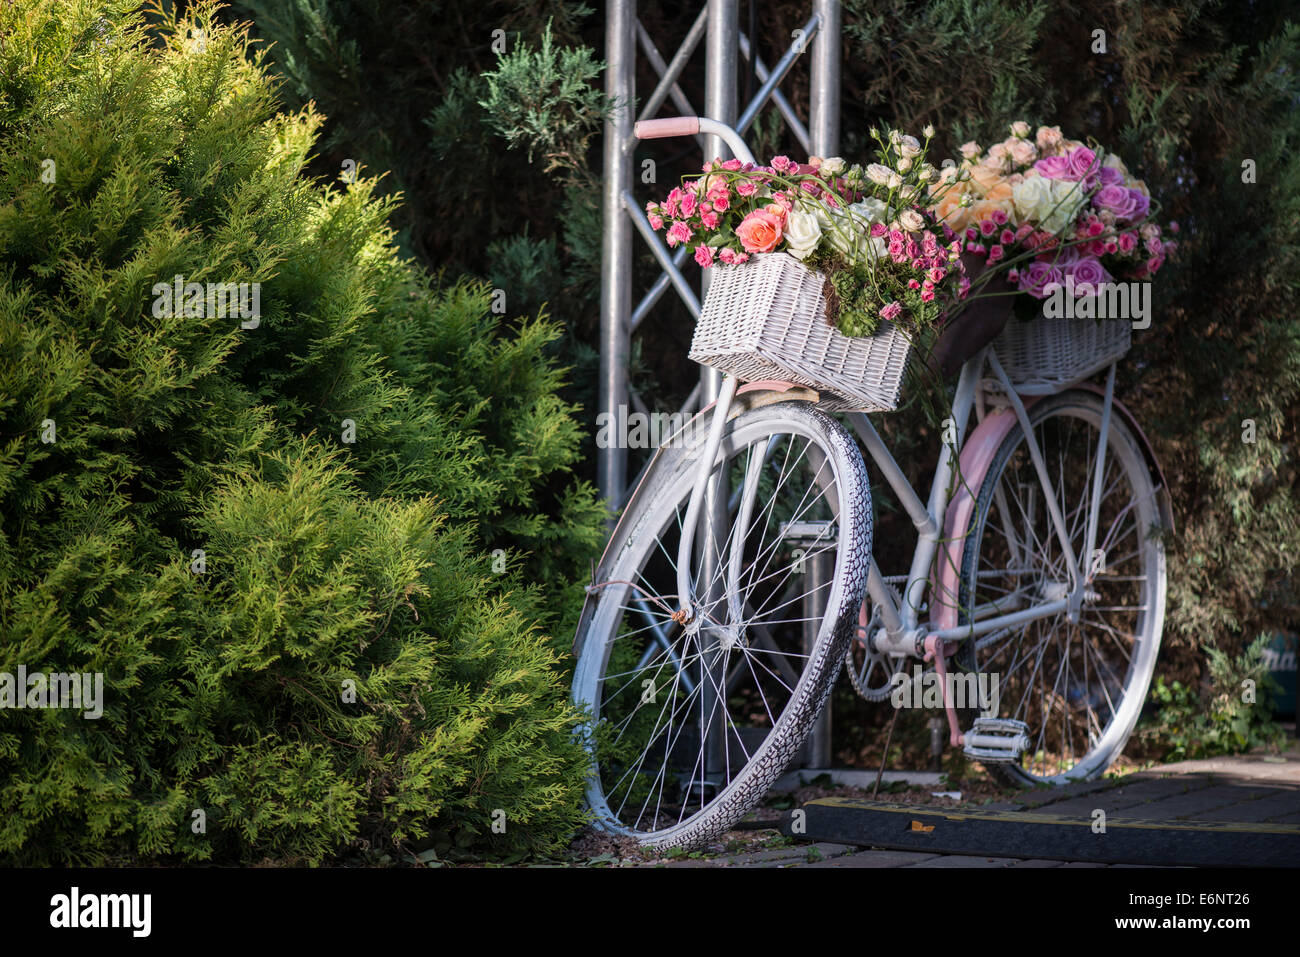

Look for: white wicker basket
[986,312,1131,395]
[688,252,912,412]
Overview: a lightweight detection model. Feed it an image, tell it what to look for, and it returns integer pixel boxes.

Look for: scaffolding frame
[597,0,842,767]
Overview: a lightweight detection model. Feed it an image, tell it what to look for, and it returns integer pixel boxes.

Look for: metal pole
[804,0,840,769]
[697,0,738,788]
[598,0,637,519]
[809,0,840,159]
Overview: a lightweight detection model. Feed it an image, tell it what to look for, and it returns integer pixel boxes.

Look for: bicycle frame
[673,349,1120,662]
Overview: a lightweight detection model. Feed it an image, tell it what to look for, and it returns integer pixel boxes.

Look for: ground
[553,735,1300,868]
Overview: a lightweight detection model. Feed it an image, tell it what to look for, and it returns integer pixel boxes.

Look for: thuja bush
[0,0,601,863]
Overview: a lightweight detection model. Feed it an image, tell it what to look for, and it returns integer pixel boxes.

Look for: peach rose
[968,197,1014,226]
[967,164,1015,203]
[931,188,974,233]
[736,210,785,253]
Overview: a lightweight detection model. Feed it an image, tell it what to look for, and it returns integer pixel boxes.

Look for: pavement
[654,739,1300,868]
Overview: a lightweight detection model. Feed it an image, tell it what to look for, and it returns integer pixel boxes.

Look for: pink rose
[700,209,720,229]
[1036,125,1063,152]
[721,158,743,171]
[880,301,903,321]
[1099,166,1125,187]
[666,221,692,247]
[1093,184,1139,221]
[1128,188,1150,221]
[735,210,784,253]
[1017,261,1065,298]
[1033,154,1072,179]
[1066,255,1112,295]
[1066,146,1100,186]
[1118,232,1138,253]
[736,180,759,197]
[694,245,716,268]
[1009,138,1038,167]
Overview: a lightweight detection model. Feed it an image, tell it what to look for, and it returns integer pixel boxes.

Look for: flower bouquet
[928,121,1176,390]
[646,127,971,410]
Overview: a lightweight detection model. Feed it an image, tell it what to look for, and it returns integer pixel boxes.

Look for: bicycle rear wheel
[959,390,1167,784]
[572,401,870,848]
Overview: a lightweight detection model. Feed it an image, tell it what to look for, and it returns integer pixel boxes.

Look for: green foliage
[480,22,608,175]
[0,0,600,864]
[1139,634,1288,762]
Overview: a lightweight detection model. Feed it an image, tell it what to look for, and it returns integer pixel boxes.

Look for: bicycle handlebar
[633,117,700,139]
[633,115,757,167]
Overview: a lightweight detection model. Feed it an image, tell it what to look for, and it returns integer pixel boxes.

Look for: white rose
[898,208,925,232]
[819,156,846,176]
[1043,178,1087,233]
[849,196,887,223]
[886,171,904,190]
[898,134,923,158]
[866,163,893,186]
[1012,173,1055,224]
[783,209,823,260]
[1009,120,1031,138]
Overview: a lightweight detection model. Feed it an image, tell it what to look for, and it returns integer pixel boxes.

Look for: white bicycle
[571,117,1171,849]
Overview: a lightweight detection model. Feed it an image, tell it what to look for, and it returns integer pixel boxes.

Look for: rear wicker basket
[688,252,911,412]
[987,312,1131,395]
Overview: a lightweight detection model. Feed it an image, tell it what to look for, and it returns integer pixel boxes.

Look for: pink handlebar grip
[634,116,700,139]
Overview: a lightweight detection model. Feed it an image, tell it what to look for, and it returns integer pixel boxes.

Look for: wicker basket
[688,252,911,412]
[985,312,1131,395]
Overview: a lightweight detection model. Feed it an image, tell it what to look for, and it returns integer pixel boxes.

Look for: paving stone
[1265,810,1300,824]
[1059,861,1109,867]
[1194,789,1300,823]
[1013,778,1117,809]
[902,855,1020,868]
[804,849,942,868]
[1008,858,1065,868]
[1033,779,1212,817]
[1119,787,1269,820]
[717,841,852,866]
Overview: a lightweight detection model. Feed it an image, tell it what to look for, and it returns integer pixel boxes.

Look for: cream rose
[1012,173,1055,225]
[783,209,823,260]
[898,208,925,232]
[1044,178,1087,233]
[898,134,923,158]
[866,163,893,186]
[819,156,846,176]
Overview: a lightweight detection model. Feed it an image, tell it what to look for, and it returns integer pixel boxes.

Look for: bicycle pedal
[962,717,1031,764]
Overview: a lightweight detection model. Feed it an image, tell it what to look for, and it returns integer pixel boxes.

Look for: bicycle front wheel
[572,401,870,848]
